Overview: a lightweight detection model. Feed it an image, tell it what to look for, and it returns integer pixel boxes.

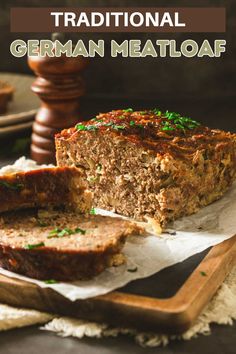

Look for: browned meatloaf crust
[0,209,142,280]
[55,109,236,226]
[0,167,92,214]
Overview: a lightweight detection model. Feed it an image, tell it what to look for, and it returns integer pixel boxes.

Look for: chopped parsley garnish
[48,227,61,236]
[165,111,179,120]
[162,126,175,131]
[90,207,96,215]
[200,271,207,277]
[103,122,113,127]
[0,181,24,190]
[76,124,98,131]
[76,109,200,134]
[75,227,86,235]
[129,121,143,128]
[96,164,102,172]
[105,123,126,130]
[37,220,48,227]
[76,124,86,131]
[175,124,185,130]
[44,279,58,284]
[57,228,73,237]
[123,108,133,113]
[24,242,45,250]
[87,176,98,182]
[165,231,177,235]
[91,117,103,122]
[82,121,123,130]
[161,121,175,131]
[164,111,200,131]
[76,117,140,132]
[47,227,86,239]
[86,125,98,131]
[127,267,138,273]
[152,108,162,116]
[112,125,126,130]
[159,110,200,133]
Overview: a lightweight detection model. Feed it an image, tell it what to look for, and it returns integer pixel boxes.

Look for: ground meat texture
[0,209,142,281]
[0,167,92,214]
[55,109,236,226]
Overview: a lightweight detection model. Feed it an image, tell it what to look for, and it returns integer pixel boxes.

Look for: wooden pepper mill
[28,54,88,164]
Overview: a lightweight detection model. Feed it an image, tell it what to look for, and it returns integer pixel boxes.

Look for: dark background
[0,0,235,131]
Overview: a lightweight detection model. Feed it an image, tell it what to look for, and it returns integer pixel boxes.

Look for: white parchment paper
[0,158,236,301]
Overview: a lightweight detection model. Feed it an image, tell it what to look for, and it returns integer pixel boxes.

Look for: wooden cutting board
[0,236,235,334]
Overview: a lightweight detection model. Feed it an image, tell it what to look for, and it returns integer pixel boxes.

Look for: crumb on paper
[127,267,138,273]
[108,253,126,267]
[145,217,162,235]
[44,279,58,284]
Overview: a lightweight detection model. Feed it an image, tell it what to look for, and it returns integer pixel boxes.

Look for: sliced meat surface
[0,209,142,281]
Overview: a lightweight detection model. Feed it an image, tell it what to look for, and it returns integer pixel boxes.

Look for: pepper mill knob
[28,55,88,164]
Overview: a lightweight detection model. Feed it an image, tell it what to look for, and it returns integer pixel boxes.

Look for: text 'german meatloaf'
[55,109,236,226]
[0,209,142,280]
[0,167,92,214]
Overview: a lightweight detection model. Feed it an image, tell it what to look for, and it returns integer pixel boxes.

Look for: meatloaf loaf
[0,209,142,280]
[0,167,92,214]
[55,108,236,226]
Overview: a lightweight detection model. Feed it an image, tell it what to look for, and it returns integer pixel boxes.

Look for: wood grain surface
[0,235,235,334]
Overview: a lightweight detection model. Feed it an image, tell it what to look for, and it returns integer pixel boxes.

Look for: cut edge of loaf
[0,167,92,215]
[55,110,236,226]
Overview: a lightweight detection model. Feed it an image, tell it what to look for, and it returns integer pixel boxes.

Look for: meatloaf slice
[55,109,236,226]
[0,209,142,280]
[0,167,92,214]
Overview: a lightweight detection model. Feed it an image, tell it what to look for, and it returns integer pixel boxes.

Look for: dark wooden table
[0,97,235,353]
[0,323,235,354]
